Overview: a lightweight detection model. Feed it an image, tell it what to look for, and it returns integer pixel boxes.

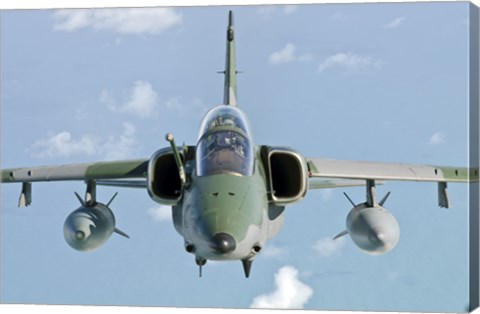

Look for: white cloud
[29,122,137,160]
[53,8,182,35]
[318,51,384,73]
[261,244,287,258]
[101,122,137,160]
[163,97,195,113]
[99,89,116,110]
[257,5,298,18]
[269,43,296,65]
[269,43,312,65]
[123,81,159,118]
[429,132,446,145]
[147,206,172,223]
[29,131,97,158]
[103,83,208,118]
[312,236,346,258]
[163,97,209,116]
[383,16,406,29]
[283,5,298,15]
[256,6,276,19]
[103,80,159,118]
[250,266,313,309]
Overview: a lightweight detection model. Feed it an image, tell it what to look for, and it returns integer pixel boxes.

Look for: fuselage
[164,12,297,276]
[176,105,275,262]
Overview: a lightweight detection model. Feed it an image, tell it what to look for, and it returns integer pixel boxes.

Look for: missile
[334,181,400,254]
[346,204,400,254]
[64,185,128,251]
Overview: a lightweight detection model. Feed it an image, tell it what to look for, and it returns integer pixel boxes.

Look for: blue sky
[0,2,476,313]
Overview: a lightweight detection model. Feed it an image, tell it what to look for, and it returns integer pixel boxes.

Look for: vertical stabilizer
[223,11,238,106]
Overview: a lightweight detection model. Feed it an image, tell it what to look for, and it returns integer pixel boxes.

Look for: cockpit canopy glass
[198,106,251,139]
[196,106,254,177]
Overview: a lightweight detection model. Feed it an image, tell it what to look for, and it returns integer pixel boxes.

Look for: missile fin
[333,230,349,240]
[379,191,391,207]
[74,192,86,206]
[114,228,130,239]
[343,192,356,207]
[106,192,119,207]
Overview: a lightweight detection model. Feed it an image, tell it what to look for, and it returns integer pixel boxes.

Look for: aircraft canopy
[196,106,254,176]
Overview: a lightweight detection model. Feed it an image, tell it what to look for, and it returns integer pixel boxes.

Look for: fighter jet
[1,11,477,278]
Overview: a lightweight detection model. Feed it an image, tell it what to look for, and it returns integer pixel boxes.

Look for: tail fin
[223,11,238,106]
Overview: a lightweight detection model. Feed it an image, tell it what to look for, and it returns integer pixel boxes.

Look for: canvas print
[1,2,479,313]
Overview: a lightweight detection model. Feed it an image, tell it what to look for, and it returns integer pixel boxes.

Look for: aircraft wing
[1,159,148,183]
[1,159,149,207]
[307,158,478,208]
[307,158,478,183]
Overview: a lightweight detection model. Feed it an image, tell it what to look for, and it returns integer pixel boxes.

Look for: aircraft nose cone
[210,233,236,254]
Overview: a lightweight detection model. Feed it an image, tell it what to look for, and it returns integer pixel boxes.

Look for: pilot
[223,118,235,127]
